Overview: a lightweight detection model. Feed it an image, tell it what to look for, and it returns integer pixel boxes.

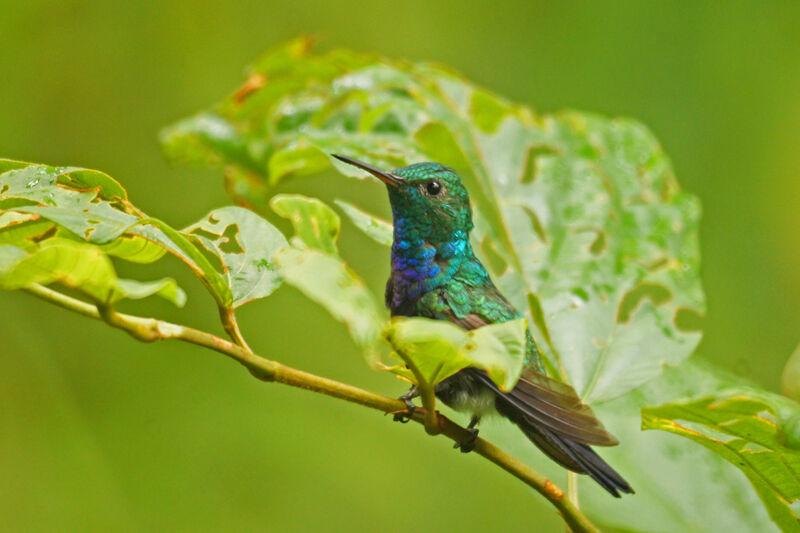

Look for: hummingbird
[333,155,633,497]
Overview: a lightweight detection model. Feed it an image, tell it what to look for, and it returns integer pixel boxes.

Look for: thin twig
[567,471,580,533]
[219,306,253,352]
[22,283,601,533]
[394,353,441,435]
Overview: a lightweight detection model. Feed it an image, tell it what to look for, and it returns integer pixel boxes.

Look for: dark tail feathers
[467,368,633,497]
[520,422,634,497]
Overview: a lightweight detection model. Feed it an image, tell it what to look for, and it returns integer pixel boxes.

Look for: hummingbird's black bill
[332,154,404,187]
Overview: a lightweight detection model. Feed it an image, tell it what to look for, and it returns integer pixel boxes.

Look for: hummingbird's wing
[470,368,618,445]
[469,367,633,496]
[431,283,633,496]
[438,285,619,446]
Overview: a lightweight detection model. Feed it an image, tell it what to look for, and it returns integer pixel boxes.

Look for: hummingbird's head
[332,155,473,243]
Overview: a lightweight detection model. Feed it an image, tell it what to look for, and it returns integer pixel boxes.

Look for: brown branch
[23,283,600,533]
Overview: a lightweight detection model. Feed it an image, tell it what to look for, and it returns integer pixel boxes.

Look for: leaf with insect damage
[0,160,232,306]
[184,206,287,307]
[161,40,704,403]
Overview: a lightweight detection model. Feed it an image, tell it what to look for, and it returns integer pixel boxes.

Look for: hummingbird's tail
[468,368,634,497]
[518,423,634,497]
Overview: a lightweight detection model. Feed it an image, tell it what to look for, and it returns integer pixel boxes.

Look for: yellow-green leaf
[643,393,800,532]
[273,247,383,356]
[0,240,185,306]
[783,344,800,403]
[270,194,340,254]
[334,199,393,247]
[383,316,527,391]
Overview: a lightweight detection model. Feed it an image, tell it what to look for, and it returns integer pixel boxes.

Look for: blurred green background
[1,2,799,531]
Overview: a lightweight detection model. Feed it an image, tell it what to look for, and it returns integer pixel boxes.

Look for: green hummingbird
[333,155,633,497]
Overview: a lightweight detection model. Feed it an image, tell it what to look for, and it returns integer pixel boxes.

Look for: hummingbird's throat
[389,230,471,301]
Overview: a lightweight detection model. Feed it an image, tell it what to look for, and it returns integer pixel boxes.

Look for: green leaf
[0,211,38,229]
[0,161,233,307]
[642,392,800,532]
[99,234,167,264]
[334,199,393,247]
[159,112,256,172]
[273,247,383,356]
[184,206,287,307]
[784,412,800,450]
[383,317,470,387]
[0,159,29,174]
[383,316,526,391]
[162,40,704,403]
[265,195,385,359]
[0,216,54,250]
[783,343,800,402]
[467,318,527,391]
[1,164,137,241]
[0,239,185,306]
[135,217,233,307]
[270,194,340,254]
[0,159,127,204]
[0,240,116,301]
[114,278,187,307]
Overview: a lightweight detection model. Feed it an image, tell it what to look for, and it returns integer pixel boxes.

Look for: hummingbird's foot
[391,386,419,423]
[453,416,481,453]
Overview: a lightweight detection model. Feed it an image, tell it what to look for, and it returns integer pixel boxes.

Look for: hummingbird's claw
[453,427,479,453]
[388,405,427,422]
[392,404,415,423]
[454,415,481,453]
[390,386,420,423]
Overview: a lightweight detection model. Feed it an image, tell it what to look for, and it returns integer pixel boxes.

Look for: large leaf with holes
[642,393,800,531]
[161,40,704,403]
[0,240,185,306]
[184,206,286,307]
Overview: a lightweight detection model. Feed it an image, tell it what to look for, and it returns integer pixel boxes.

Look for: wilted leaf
[643,392,800,531]
[384,316,526,392]
[184,206,287,307]
[270,194,339,254]
[334,199,392,247]
[162,40,704,403]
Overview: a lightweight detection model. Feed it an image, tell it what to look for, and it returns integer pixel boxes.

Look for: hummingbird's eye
[424,180,442,196]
